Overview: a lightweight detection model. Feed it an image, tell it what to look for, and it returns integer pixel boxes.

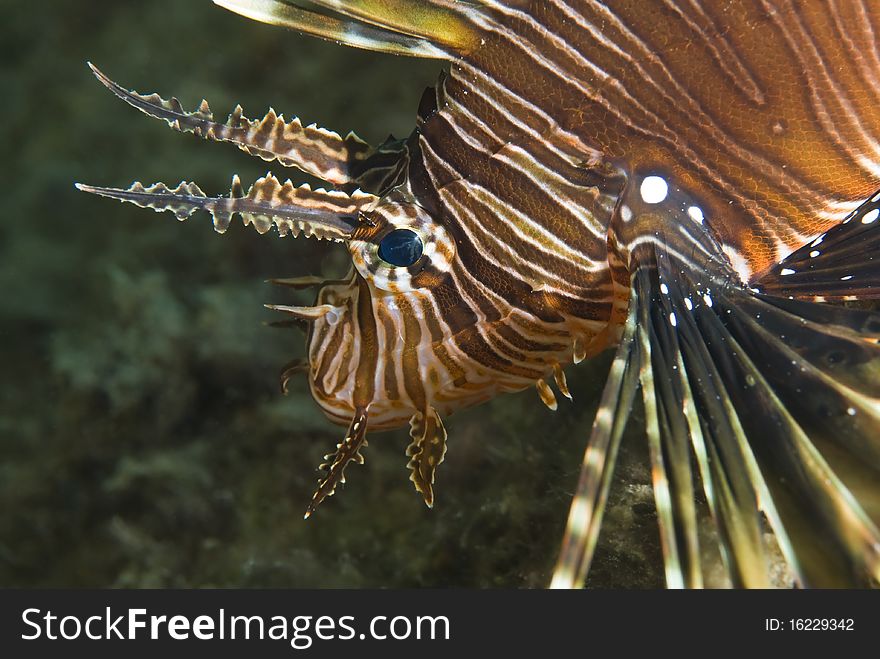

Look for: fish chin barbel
[78,0,880,588]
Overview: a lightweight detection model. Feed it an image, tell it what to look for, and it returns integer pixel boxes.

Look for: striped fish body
[431,1,880,276]
[79,1,880,587]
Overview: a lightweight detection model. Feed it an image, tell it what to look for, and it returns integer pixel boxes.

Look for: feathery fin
[554,171,880,587]
[753,190,880,300]
[554,232,880,587]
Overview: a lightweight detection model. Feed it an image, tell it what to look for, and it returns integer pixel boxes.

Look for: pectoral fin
[753,190,880,301]
[555,180,880,587]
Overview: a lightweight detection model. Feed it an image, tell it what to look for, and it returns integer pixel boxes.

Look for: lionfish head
[303,185,459,428]
[74,54,515,515]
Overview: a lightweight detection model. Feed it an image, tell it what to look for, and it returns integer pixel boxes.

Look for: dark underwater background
[0,0,738,588]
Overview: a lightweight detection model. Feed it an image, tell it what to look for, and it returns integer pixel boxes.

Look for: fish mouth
[76,173,379,241]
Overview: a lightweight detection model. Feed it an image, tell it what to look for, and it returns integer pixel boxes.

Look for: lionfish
[77,0,880,588]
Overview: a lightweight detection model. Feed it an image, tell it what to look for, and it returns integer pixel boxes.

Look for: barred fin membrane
[753,192,880,300]
[87,63,373,187]
[76,173,378,240]
[554,201,880,588]
[213,0,484,59]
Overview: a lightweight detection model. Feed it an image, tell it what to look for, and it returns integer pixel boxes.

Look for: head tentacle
[76,173,378,240]
[87,63,373,186]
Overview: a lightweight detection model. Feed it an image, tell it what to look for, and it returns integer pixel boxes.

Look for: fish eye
[377,228,423,267]
[349,200,454,291]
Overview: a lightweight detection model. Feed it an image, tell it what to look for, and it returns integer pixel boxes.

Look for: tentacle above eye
[76,173,379,240]
[87,63,373,186]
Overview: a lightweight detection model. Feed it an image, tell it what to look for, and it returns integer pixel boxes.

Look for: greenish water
[1,1,664,587]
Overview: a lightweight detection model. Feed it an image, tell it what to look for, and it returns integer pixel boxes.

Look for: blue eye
[377,229,423,267]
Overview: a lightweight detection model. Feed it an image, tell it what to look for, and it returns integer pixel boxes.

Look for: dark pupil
[377,229,423,267]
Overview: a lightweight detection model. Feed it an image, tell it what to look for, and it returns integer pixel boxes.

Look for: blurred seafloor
[0,0,762,588]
